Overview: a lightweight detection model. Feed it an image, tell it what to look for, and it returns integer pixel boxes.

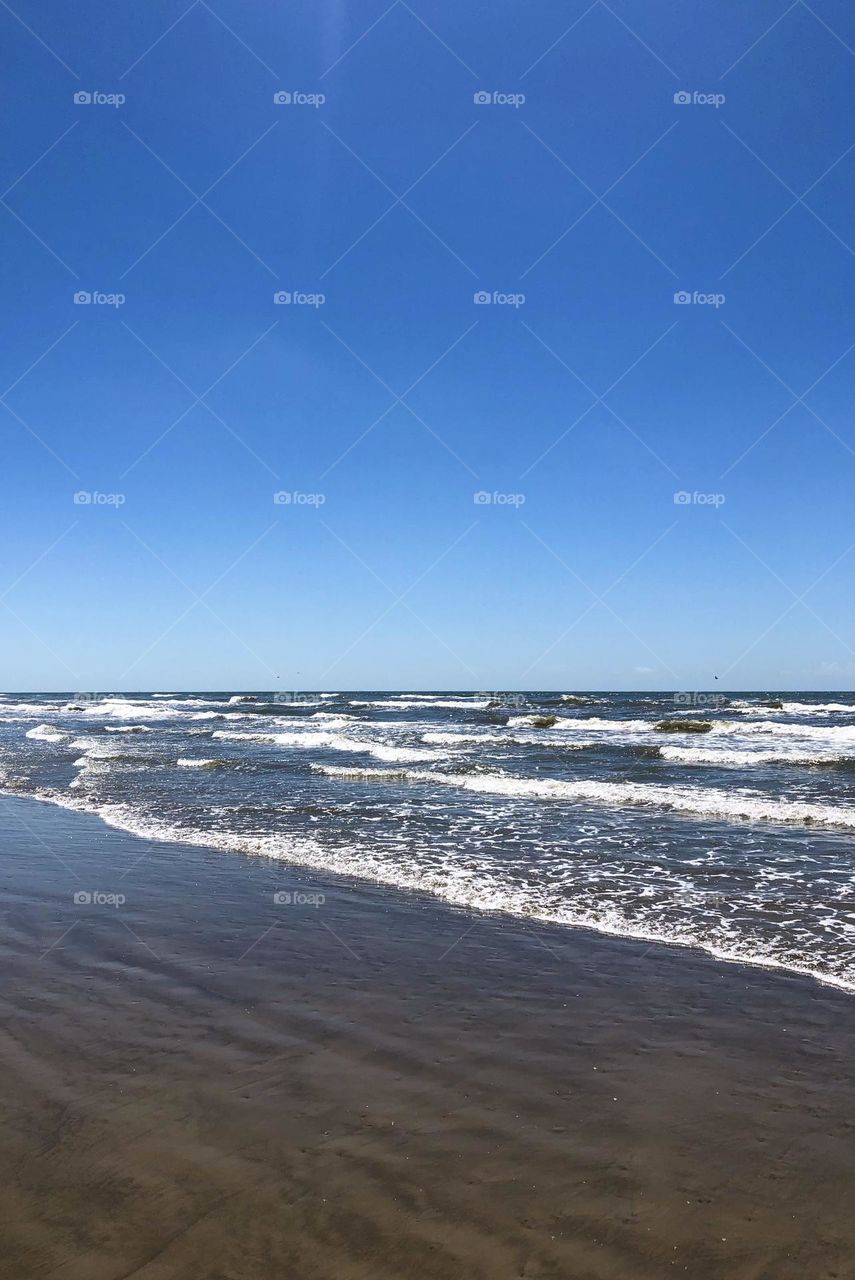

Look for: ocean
[1,690,853,990]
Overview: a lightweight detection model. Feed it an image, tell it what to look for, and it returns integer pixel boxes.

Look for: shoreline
[7,784,855,996]
[0,794,853,1278]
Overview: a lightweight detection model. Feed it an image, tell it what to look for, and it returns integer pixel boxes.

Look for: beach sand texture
[0,796,852,1280]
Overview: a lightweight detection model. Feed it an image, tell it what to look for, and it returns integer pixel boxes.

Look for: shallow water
[1,689,853,989]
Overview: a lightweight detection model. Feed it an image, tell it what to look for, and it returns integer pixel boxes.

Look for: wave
[731,699,853,715]
[1,771,851,993]
[176,757,227,769]
[0,701,73,717]
[25,724,66,741]
[714,720,855,741]
[16,791,847,994]
[349,698,490,710]
[212,729,442,764]
[386,693,486,701]
[507,715,652,732]
[659,745,855,768]
[312,764,855,830]
[62,699,230,722]
[780,701,854,715]
[422,730,505,745]
[503,714,855,744]
[421,729,618,752]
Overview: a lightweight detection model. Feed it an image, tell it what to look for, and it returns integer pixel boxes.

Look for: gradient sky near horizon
[1,0,852,691]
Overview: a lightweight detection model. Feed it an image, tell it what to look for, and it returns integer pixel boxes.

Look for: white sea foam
[350,698,490,710]
[313,763,855,830]
[659,744,851,768]
[67,699,202,721]
[25,724,66,741]
[0,701,69,717]
[502,713,855,748]
[15,791,848,994]
[731,700,853,715]
[212,729,441,764]
[713,719,855,741]
[422,731,505,745]
[421,729,602,750]
[780,701,854,715]
[507,715,650,732]
[4,692,854,994]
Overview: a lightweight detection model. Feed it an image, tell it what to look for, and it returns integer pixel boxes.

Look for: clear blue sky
[1,0,852,691]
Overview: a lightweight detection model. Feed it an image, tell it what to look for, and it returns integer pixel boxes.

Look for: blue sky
[1,0,852,691]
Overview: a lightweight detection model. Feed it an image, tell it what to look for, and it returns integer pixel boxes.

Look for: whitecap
[25,724,66,742]
[313,764,855,830]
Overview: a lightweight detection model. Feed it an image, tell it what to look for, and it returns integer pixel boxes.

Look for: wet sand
[0,795,852,1279]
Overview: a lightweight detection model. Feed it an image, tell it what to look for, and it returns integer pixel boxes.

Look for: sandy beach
[0,794,851,1279]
